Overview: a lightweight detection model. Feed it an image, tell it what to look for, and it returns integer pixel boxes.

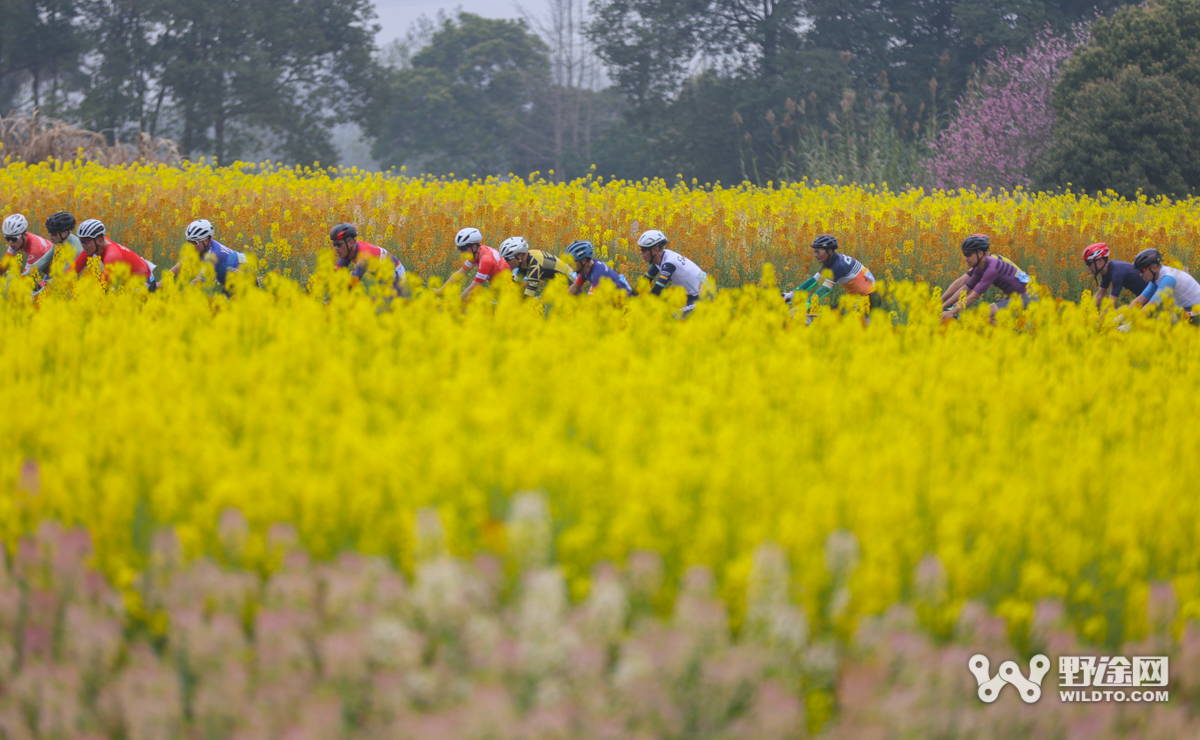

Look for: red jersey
[74,239,154,280]
[464,245,510,285]
[6,233,54,265]
[335,241,397,270]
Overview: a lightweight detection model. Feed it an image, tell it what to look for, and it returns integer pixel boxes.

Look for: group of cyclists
[3,208,1197,323]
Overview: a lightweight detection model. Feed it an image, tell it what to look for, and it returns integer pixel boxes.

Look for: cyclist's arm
[798,273,833,300]
[1133,279,1164,309]
[649,262,676,296]
[1149,275,1176,306]
[569,273,585,296]
[436,266,470,296]
[28,248,55,277]
[643,263,661,291]
[942,290,983,320]
[0,248,17,276]
[941,273,969,307]
[461,268,493,300]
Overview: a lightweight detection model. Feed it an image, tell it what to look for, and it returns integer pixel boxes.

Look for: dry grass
[0,110,180,166]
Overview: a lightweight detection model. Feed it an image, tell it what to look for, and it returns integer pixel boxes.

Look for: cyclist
[42,212,84,276]
[1082,242,1147,310]
[565,240,634,296]
[2,214,55,277]
[783,234,881,311]
[941,234,1036,322]
[328,222,408,296]
[435,227,509,300]
[940,244,1030,312]
[499,236,576,298]
[1130,248,1200,322]
[169,219,249,289]
[73,218,157,286]
[637,229,709,314]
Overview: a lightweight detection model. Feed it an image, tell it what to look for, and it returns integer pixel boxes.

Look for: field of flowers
[4,158,1200,294]
[2,161,1200,736]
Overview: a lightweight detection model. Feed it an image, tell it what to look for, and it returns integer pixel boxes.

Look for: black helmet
[330,223,357,242]
[811,234,839,251]
[961,234,990,253]
[45,211,75,234]
[1133,248,1162,271]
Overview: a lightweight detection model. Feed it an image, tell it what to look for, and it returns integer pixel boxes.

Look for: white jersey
[1143,265,1200,310]
[649,249,707,296]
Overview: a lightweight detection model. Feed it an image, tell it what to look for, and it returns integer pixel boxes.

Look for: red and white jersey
[74,239,155,280]
[7,233,53,265]
[464,245,510,284]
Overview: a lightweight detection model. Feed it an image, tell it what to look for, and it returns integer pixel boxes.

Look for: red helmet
[1082,243,1110,262]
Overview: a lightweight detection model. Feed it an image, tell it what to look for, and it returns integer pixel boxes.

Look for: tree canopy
[1040,0,1200,196]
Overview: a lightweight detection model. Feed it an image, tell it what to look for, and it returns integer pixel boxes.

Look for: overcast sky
[373,0,522,44]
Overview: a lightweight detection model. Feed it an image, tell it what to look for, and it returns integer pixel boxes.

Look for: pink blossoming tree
[923,27,1090,192]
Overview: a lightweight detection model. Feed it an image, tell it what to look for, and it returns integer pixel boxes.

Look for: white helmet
[3,214,28,238]
[637,229,668,249]
[455,227,483,249]
[498,236,530,261]
[77,219,106,239]
[185,218,214,242]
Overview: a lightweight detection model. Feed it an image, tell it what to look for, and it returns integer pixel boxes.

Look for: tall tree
[0,0,86,114]
[154,0,378,163]
[1039,0,1200,196]
[77,0,160,138]
[75,0,378,162]
[521,0,622,178]
[368,13,552,177]
[586,0,710,107]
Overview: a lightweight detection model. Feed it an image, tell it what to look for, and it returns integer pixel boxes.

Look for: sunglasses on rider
[4,236,18,243]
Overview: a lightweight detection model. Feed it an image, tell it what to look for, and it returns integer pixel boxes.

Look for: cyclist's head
[77,219,107,255]
[1134,248,1162,278]
[961,234,990,254]
[455,227,483,255]
[186,219,215,250]
[565,240,595,268]
[960,234,990,266]
[1082,242,1110,276]
[3,214,27,248]
[811,234,838,263]
[637,229,667,265]
[330,222,358,258]
[498,236,530,266]
[45,212,75,244]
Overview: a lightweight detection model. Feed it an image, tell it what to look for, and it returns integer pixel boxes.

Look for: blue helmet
[811,234,839,251]
[565,240,595,261]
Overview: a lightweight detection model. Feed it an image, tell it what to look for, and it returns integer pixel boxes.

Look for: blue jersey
[201,239,247,285]
[577,261,633,295]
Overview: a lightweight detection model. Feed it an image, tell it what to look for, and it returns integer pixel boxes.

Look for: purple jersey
[966,256,1029,296]
[576,261,633,295]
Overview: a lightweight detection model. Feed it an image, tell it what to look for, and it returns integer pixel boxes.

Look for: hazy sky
[373,0,522,44]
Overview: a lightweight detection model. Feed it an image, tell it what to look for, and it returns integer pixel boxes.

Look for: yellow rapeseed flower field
[1,161,1199,652]
[3,158,1200,292]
